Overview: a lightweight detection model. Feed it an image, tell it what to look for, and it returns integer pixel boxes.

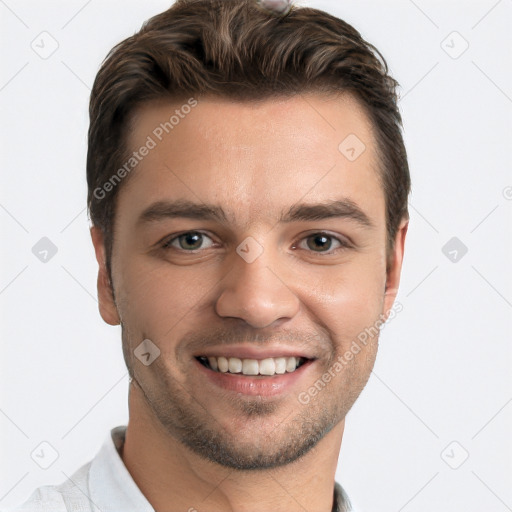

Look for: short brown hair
[87,0,411,279]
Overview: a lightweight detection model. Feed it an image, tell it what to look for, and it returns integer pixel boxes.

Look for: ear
[90,226,120,326]
[382,217,409,320]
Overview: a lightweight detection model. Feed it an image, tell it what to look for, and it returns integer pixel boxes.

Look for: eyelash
[160,231,352,255]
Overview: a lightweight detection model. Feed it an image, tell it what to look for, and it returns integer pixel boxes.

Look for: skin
[90,92,408,512]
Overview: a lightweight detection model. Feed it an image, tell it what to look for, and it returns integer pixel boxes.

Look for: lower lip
[194,358,315,397]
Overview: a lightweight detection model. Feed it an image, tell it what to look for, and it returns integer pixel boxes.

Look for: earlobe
[90,226,120,326]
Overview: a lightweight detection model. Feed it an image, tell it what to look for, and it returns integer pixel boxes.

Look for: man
[8,0,410,510]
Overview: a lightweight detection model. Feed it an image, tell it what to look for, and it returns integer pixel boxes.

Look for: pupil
[181,232,202,250]
[308,234,330,252]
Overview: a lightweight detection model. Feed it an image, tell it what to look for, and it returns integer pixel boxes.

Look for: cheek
[114,242,386,354]
[114,257,215,343]
[297,257,386,350]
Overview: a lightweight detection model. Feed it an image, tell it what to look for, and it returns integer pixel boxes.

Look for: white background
[1,1,511,510]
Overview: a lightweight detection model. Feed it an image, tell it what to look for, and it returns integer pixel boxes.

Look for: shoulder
[3,485,66,512]
[3,461,94,512]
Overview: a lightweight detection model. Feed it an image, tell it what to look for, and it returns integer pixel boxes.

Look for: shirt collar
[89,426,153,512]
[89,426,353,512]
[333,481,354,511]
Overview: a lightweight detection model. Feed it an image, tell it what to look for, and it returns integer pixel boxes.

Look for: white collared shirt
[5,426,358,512]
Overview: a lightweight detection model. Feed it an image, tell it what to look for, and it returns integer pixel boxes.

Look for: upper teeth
[201,356,303,376]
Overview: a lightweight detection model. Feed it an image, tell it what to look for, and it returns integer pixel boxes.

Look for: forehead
[119,92,384,231]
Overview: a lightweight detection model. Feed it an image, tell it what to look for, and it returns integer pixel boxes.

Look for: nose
[215,245,300,329]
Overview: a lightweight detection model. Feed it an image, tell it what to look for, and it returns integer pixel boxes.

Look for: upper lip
[193,345,315,360]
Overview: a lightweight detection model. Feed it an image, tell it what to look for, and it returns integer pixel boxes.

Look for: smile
[196,356,308,376]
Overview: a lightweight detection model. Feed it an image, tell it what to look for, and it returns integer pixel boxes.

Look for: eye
[161,231,215,251]
[294,232,351,254]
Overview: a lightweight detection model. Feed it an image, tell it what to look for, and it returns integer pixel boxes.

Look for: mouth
[193,353,316,397]
[191,344,319,397]
[195,355,310,376]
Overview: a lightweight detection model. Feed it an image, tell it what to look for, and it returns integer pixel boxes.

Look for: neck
[121,382,345,512]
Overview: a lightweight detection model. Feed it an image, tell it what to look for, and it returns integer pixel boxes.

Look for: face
[91,93,407,470]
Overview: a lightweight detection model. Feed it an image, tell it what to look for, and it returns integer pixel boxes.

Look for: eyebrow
[137,198,374,229]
